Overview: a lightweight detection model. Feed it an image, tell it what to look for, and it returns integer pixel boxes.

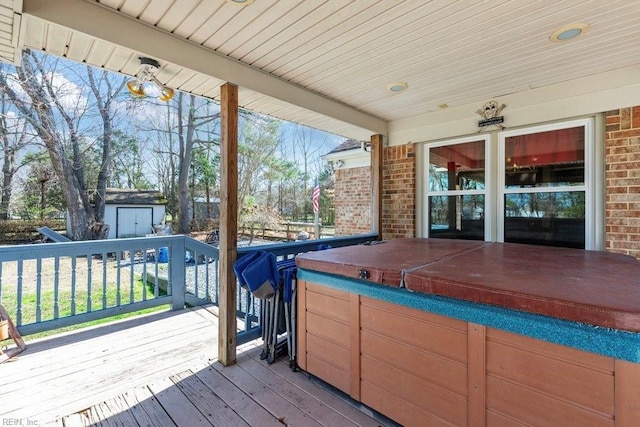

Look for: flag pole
[313,177,320,239]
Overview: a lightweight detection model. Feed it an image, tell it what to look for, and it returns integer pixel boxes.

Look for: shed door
[116,207,153,238]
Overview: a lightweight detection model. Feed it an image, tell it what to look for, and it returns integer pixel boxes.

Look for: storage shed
[101,189,167,239]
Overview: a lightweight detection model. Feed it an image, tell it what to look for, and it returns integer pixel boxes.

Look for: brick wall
[382,144,416,239]
[605,107,640,260]
[334,166,372,236]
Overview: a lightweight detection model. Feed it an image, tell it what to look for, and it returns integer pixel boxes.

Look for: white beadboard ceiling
[4,0,640,140]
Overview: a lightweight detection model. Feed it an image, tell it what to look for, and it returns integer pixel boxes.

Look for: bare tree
[0,78,38,219]
[0,51,120,240]
[175,92,196,233]
[86,66,127,238]
[140,94,221,233]
[293,124,325,187]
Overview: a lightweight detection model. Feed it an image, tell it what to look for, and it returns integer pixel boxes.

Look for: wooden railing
[0,233,377,342]
[0,235,187,336]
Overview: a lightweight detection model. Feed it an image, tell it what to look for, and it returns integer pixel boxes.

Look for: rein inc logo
[2,419,38,425]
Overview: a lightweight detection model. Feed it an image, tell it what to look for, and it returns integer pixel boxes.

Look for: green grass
[0,278,169,342]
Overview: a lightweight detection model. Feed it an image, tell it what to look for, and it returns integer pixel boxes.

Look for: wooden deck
[0,306,391,426]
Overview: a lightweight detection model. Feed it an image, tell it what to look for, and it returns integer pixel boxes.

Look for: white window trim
[419,117,602,250]
[423,134,492,240]
[497,118,595,249]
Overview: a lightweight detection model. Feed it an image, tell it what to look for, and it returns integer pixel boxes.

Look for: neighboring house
[323,139,372,236]
[101,189,167,239]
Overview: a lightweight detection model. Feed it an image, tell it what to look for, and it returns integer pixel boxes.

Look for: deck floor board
[192,362,285,427]
[235,351,362,427]
[0,305,391,426]
[170,370,251,426]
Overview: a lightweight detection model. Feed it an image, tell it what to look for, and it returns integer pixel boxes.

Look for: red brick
[606,115,620,126]
[633,106,640,128]
[381,145,416,240]
[610,129,640,139]
[606,106,640,261]
[621,107,632,129]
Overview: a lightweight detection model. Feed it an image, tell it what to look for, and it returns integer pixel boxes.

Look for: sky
[4,51,346,189]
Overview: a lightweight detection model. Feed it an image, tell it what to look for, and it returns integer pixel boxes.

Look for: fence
[0,233,377,343]
[240,221,336,242]
[0,219,66,244]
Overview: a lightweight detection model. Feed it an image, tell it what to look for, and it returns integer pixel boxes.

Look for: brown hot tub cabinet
[295,239,640,427]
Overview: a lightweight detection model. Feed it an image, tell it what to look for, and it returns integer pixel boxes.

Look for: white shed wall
[104,204,166,239]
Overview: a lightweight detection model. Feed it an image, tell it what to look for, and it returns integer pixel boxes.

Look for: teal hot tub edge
[297,268,640,364]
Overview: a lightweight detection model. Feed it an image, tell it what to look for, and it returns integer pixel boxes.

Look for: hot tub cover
[294,238,487,287]
[295,238,640,331]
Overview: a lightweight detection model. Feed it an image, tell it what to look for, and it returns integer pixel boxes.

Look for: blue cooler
[158,247,169,263]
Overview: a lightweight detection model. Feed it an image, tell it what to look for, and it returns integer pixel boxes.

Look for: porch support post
[218,82,239,366]
[371,134,384,238]
[170,237,186,311]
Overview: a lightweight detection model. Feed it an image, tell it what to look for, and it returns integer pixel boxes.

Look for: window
[425,136,489,241]
[424,118,597,249]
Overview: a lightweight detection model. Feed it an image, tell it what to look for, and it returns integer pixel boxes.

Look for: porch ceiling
[3,0,640,140]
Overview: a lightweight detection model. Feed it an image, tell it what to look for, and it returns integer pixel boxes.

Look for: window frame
[423,134,492,240]
[420,117,599,250]
[497,118,595,249]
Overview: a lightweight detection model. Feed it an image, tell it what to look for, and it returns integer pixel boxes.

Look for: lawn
[0,255,169,340]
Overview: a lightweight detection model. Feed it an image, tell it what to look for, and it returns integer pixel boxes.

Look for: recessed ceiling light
[227,0,254,5]
[550,23,589,42]
[387,82,408,93]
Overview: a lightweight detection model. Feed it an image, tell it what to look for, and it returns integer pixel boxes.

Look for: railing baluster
[154,246,159,298]
[142,249,148,301]
[116,251,122,306]
[71,256,77,316]
[167,246,172,297]
[86,255,92,313]
[192,250,199,298]
[129,247,135,303]
[244,290,251,333]
[36,258,42,322]
[214,258,219,305]
[102,253,107,309]
[54,256,60,319]
[236,280,242,319]
[205,252,210,302]
[16,259,23,325]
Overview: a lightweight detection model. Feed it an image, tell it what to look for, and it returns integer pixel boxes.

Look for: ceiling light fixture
[386,82,408,93]
[227,0,254,5]
[126,57,175,102]
[550,23,589,42]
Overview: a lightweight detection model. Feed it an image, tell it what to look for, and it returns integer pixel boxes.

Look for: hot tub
[295,238,640,426]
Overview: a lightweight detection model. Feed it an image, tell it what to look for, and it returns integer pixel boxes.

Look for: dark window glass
[504,192,585,248]
[429,195,484,240]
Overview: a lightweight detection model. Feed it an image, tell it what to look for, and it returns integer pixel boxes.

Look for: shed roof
[103,189,167,205]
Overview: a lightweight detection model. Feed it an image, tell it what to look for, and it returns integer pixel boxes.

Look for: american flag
[312,177,320,214]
